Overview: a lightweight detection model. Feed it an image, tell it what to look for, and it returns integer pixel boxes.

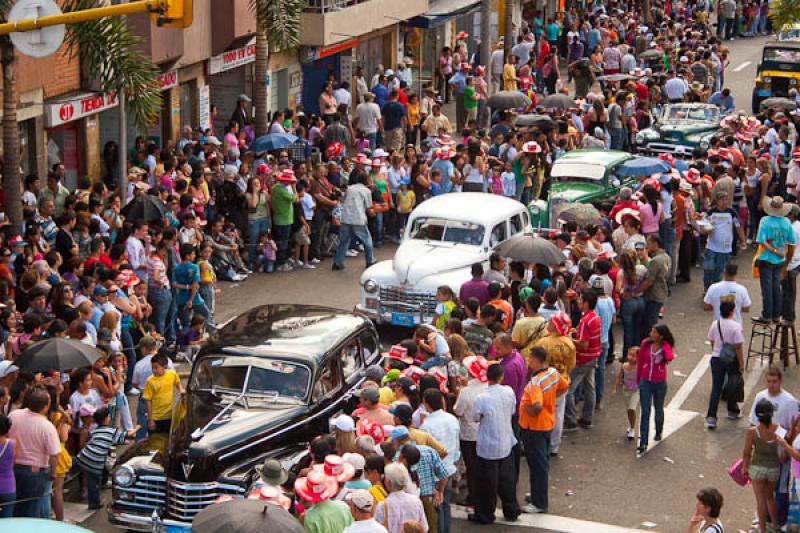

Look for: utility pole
[479,0,490,92]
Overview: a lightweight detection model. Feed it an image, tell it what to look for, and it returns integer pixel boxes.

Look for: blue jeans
[436,480,452,533]
[639,379,667,447]
[609,127,625,150]
[373,212,385,244]
[148,286,172,338]
[13,465,49,517]
[121,326,137,392]
[643,300,662,340]
[759,260,783,320]
[247,217,270,268]
[521,429,551,511]
[595,343,610,404]
[177,301,210,331]
[621,297,645,359]
[334,224,374,268]
[660,222,676,284]
[199,284,216,331]
[84,467,102,508]
[703,250,730,291]
[0,492,14,517]
[566,361,596,424]
[365,132,377,151]
[136,394,148,441]
[272,224,292,266]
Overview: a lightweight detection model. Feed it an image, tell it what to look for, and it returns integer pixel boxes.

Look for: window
[490,222,507,247]
[340,340,360,380]
[359,330,378,361]
[509,214,523,236]
[313,358,341,401]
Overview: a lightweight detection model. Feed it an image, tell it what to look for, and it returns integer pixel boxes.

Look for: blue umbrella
[249,133,298,153]
[673,158,689,173]
[616,157,672,177]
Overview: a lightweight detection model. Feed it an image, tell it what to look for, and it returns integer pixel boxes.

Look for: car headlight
[113,465,136,487]
[363,279,379,294]
[764,76,772,84]
[635,132,645,144]
[699,140,709,150]
[529,205,541,215]
[792,79,798,86]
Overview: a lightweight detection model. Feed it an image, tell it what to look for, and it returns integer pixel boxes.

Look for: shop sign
[300,38,360,63]
[154,70,178,91]
[209,43,256,75]
[46,92,119,128]
[199,84,211,132]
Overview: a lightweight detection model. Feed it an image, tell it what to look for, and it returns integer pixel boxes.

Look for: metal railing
[304,0,368,14]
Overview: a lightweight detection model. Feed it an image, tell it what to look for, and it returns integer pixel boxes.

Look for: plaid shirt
[410,444,448,496]
[287,139,310,164]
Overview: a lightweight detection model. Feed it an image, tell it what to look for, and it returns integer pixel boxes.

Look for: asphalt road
[80,35,784,533]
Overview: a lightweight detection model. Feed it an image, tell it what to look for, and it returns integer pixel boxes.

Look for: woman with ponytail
[742,398,782,533]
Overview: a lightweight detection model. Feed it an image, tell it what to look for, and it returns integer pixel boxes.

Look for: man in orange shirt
[519,346,568,514]
[488,282,514,331]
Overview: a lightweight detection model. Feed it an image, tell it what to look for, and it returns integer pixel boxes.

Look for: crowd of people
[0,0,798,531]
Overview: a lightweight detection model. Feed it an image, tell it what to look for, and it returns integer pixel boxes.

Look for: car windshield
[409,217,485,245]
[778,25,800,41]
[763,47,800,63]
[661,105,719,122]
[191,356,310,403]
[550,162,606,182]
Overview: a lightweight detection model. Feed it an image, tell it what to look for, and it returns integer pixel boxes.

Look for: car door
[489,220,508,249]
[309,355,344,438]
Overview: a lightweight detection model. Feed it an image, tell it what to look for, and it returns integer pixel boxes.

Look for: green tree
[250,0,305,136]
[770,0,799,33]
[0,0,161,235]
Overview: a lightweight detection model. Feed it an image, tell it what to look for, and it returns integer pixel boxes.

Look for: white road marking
[668,353,712,410]
[452,507,652,532]
[733,61,752,72]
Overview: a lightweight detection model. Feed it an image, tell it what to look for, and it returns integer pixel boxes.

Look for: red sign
[318,38,360,60]
[209,42,257,74]
[46,92,119,128]
[153,70,178,91]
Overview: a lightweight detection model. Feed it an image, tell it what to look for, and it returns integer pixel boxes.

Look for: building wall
[17,44,80,98]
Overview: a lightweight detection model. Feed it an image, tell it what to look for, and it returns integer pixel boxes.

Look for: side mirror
[611,178,621,188]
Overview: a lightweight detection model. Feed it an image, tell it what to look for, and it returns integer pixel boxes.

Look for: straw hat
[763,196,793,217]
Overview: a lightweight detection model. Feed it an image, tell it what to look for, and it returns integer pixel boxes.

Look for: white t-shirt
[703,280,752,324]
[788,220,800,271]
[22,191,37,208]
[355,102,382,134]
[343,519,388,533]
[749,389,800,429]
[706,318,745,357]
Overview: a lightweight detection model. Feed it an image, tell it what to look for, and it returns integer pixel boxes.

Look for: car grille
[642,143,693,157]
[772,77,791,96]
[115,474,167,514]
[379,286,437,315]
[166,480,246,522]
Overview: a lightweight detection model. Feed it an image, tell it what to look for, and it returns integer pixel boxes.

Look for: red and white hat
[437,135,455,146]
[596,249,617,260]
[115,270,140,288]
[642,177,662,192]
[614,206,640,226]
[247,486,292,510]
[402,365,425,383]
[683,168,702,185]
[256,163,272,175]
[315,455,355,483]
[383,344,414,365]
[460,62,472,71]
[294,469,338,503]
[522,141,542,154]
[352,153,370,166]
[326,142,344,160]
[276,169,297,183]
[456,31,469,40]
[463,355,489,383]
[429,369,449,393]
[658,153,675,167]
[437,146,456,159]
[551,312,572,337]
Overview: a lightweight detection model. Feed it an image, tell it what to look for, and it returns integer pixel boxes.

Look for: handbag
[728,458,750,486]
[717,320,739,366]
[722,372,745,403]
[789,479,800,526]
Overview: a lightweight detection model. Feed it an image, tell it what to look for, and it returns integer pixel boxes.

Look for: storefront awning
[406,0,481,28]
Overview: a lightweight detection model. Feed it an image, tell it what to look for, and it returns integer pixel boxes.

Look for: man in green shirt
[638,234,671,336]
[271,170,297,272]
[295,469,353,533]
[464,76,479,124]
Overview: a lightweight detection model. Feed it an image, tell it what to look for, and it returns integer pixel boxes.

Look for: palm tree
[250,0,305,136]
[0,0,161,235]
[770,0,798,33]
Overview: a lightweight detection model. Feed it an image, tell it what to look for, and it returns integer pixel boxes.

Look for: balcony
[300,0,428,47]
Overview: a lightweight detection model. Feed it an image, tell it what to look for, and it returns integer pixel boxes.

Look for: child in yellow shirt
[143,353,184,434]
[396,179,416,238]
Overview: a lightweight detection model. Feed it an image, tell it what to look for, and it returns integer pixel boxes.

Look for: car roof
[765,40,800,49]
[409,192,528,226]
[664,102,718,109]
[555,149,632,167]
[199,304,370,368]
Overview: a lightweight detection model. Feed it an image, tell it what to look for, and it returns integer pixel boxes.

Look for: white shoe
[303,264,316,269]
[311,258,321,264]
[128,388,140,396]
[626,427,635,440]
[277,264,292,272]
[346,250,359,257]
[296,260,304,267]
[521,504,546,514]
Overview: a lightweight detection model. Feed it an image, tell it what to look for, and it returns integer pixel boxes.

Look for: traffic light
[150,0,192,29]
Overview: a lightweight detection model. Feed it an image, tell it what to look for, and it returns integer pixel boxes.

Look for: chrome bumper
[355,303,429,327]
[109,509,190,531]
[640,143,694,157]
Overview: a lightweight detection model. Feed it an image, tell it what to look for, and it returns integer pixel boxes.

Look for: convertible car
[635,103,722,157]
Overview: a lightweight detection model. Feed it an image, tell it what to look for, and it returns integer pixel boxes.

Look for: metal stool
[747,318,775,369]
[770,320,800,369]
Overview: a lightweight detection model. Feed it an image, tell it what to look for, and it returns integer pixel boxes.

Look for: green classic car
[635,103,721,157]
[529,149,635,230]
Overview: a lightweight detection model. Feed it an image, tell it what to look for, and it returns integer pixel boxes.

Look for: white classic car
[356,193,531,327]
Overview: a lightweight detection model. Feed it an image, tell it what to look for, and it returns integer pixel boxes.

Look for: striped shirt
[574,310,602,365]
[472,384,517,460]
[520,367,568,431]
[76,425,127,475]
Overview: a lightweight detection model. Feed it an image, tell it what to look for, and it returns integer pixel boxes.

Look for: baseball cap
[348,489,375,511]
[355,387,379,403]
[389,403,413,425]
[0,360,19,378]
[333,414,356,433]
[364,365,384,382]
[390,426,410,441]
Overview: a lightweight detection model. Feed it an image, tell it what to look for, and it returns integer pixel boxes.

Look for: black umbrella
[16,338,105,372]
[540,93,576,110]
[193,499,303,533]
[121,194,166,223]
[760,97,797,111]
[639,49,663,60]
[487,90,532,109]
[597,73,639,82]
[513,114,556,128]
[495,233,566,265]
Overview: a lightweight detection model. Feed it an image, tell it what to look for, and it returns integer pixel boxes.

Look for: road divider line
[668,353,711,410]
[733,60,752,72]
[451,507,653,532]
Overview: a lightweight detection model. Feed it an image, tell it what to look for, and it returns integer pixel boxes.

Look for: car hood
[549,182,604,202]
[392,240,484,285]
[654,121,718,138]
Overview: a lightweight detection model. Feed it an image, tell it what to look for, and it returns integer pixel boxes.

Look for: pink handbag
[728,459,751,487]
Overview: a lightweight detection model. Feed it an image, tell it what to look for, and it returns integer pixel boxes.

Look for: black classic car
[109,304,380,530]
